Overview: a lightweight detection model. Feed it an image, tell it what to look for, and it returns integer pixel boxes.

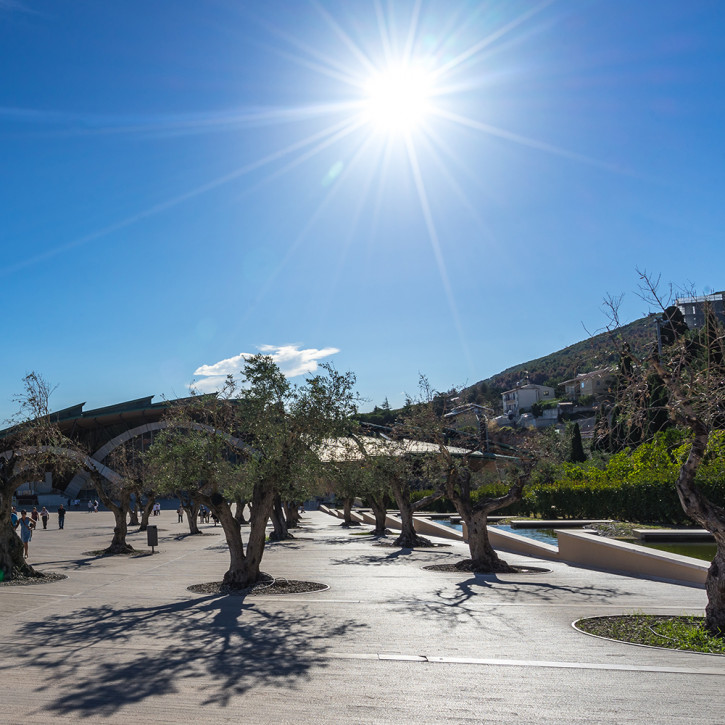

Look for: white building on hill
[501,383,555,416]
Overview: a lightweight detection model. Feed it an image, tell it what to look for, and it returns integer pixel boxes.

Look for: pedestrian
[15,510,35,559]
[177,506,183,523]
[10,506,18,529]
[199,506,205,523]
[31,507,40,526]
[40,506,49,529]
[211,510,219,526]
[88,500,93,513]
[57,504,66,530]
[93,500,99,513]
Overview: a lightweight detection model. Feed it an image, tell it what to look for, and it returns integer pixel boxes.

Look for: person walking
[177,506,183,523]
[15,510,35,559]
[11,506,18,529]
[31,507,40,526]
[88,500,93,513]
[57,504,66,530]
[40,506,49,529]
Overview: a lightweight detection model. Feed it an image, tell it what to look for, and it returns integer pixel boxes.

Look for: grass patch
[576,614,725,655]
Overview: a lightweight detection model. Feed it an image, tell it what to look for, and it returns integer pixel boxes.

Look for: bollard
[147,525,158,553]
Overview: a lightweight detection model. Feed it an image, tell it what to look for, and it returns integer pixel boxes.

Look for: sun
[362,63,434,134]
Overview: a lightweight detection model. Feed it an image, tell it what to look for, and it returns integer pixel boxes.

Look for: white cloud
[191,344,340,393]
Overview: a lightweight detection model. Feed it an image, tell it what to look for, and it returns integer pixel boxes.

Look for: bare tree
[0,374,85,580]
[610,272,725,635]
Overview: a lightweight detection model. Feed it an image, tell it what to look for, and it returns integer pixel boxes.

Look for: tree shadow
[32,553,107,571]
[330,547,437,566]
[315,535,378,546]
[8,594,365,716]
[172,531,215,541]
[265,540,305,550]
[389,575,626,630]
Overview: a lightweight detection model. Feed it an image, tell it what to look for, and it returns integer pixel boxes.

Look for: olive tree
[399,378,533,570]
[146,356,357,589]
[609,274,725,635]
[354,435,444,547]
[0,374,85,580]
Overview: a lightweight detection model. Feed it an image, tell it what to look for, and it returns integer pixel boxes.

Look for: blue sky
[2,0,725,420]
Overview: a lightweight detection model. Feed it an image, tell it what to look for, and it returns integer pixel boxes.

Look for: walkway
[0,510,721,723]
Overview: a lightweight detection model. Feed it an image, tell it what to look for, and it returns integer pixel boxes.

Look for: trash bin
[147,525,158,548]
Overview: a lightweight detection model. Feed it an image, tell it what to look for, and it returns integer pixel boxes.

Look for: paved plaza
[1,510,723,724]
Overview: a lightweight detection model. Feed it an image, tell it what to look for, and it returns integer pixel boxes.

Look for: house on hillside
[675,291,725,329]
[560,368,615,401]
[501,382,555,416]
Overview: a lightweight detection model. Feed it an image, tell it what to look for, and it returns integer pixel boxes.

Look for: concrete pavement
[0,509,722,724]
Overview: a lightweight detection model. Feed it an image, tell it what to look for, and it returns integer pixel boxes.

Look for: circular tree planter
[373,540,451,549]
[82,549,154,557]
[573,615,725,656]
[0,571,67,586]
[188,575,329,597]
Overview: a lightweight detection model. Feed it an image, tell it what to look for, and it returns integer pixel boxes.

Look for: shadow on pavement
[9,594,365,716]
[389,577,625,629]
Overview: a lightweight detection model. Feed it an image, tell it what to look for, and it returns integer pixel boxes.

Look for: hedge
[409,431,725,524]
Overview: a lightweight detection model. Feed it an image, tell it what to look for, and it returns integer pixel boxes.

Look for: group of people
[10,504,66,559]
[187,505,219,526]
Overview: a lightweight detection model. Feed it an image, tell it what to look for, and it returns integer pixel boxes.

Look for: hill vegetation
[359,315,656,421]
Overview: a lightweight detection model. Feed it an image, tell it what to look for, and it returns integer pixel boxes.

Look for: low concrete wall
[317,507,707,587]
[486,527,560,562]
[557,529,708,586]
[412,516,465,541]
[359,511,377,526]
[382,515,464,541]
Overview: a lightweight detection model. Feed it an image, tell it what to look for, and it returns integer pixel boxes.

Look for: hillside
[460,315,656,409]
[358,315,657,422]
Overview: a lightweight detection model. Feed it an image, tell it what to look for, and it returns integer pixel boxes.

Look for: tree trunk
[370,494,388,536]
[705,548,725,636]
[138,497,155,531]
[269,494,292,541]
[105,502,134,554]
[214,503,250,588]
[463,510,514,573]
[128,498,140,527]
[391,479,431,547]
[283,501,300,529]
[674,424,725,636]
[0,484,39,581]
[234,497,247,525]
[214,485,273,589]
[184,502,200,534]
[446,464,527,573]
[341,497,356,526]
[243,486,274,584]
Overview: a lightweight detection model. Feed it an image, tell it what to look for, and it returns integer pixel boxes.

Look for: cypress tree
[569,422,587,463]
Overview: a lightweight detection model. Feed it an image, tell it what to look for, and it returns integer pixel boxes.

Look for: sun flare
[363,64,434,134]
